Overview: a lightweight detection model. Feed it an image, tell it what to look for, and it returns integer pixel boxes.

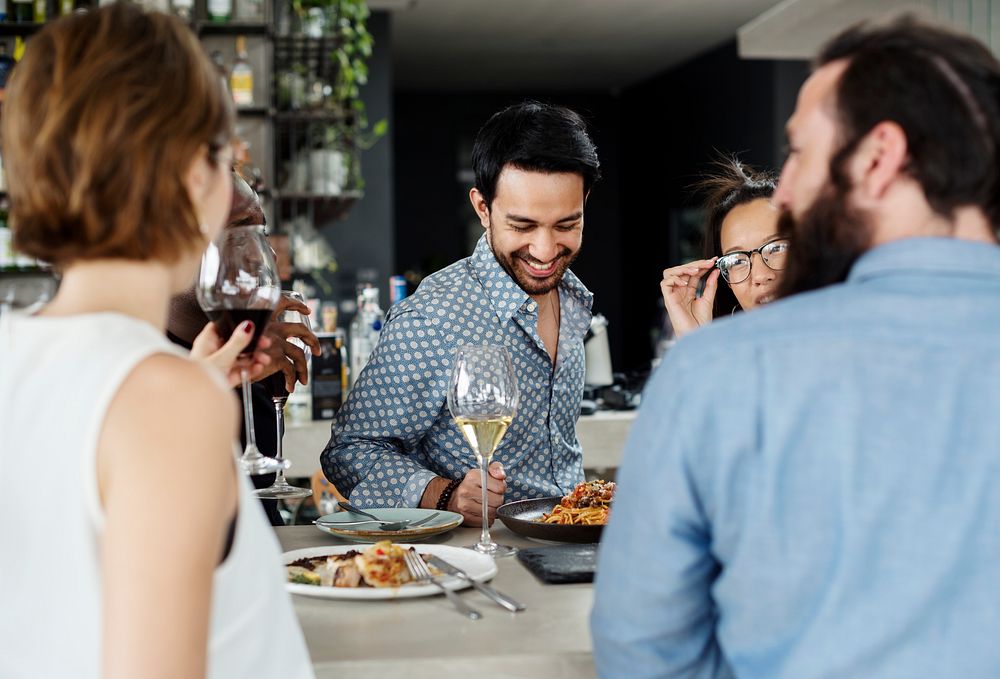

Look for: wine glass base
[239,454,291,476]
[466,542,517,558]
[255,484,312,500]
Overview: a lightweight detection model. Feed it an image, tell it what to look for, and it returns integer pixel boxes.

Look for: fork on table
[402,549,481,620]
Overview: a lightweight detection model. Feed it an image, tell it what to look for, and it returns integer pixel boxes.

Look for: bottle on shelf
[207,0,231,23]
[230,36,254,107]
[349,285,384,390]
[31,0,44,22]
[59,0,71,15]
[0,0,8,22]
[11,0,32,23]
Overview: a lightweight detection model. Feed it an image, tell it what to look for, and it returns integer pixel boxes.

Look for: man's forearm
[419,476,452,509]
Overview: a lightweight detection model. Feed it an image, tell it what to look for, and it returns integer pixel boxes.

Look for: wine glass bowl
[447,344,519,557]
[197,225,286,476]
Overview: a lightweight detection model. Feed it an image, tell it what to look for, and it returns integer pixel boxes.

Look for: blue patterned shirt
[321,235,593,508]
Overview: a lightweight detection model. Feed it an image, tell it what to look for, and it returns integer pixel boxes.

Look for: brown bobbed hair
[695,155,777,317]
[2,2,235,267]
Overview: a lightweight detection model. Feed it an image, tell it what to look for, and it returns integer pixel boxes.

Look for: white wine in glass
[447,344,519,557]
[454,416,512,464]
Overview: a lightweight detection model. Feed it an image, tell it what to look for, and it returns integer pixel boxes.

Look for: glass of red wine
[196,225,287,476]
[255,291,313,499]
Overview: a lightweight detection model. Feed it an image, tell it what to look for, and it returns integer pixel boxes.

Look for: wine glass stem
[479,458,491,548]
[273,399,285,482]
[240,367,257,449]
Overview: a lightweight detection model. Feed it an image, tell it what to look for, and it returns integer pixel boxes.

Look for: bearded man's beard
[776,178,872,299]
[487,225,580,296]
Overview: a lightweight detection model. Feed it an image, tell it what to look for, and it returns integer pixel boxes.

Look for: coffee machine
[584,313,614,388]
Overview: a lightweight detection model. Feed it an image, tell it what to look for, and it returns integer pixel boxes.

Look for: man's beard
[487,227,579,296]
[776,179,872,299]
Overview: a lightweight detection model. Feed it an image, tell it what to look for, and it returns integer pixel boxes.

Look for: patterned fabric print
[321,234,593,508]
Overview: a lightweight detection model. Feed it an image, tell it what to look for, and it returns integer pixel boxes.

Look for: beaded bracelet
[436,478,461,511]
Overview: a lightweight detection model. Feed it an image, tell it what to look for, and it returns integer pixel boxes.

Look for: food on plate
[538,479,616,526]
[286,540,440,588]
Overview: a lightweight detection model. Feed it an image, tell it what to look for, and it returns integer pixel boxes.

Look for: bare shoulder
[97,353,238,510]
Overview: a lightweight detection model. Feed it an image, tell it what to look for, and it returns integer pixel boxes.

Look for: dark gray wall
[319,10,395,308]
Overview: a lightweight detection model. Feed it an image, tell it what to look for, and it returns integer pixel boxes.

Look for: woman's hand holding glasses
[660,258,720,339]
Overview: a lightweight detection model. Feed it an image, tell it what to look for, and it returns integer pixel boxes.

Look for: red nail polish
[244,321,254,334]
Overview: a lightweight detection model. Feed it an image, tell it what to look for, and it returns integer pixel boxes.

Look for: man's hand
[450,462,507,527]
[660,258,719,339]
[253,295,322,392]
[190,320,273,388]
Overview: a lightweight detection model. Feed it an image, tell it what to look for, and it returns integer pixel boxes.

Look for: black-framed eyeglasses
[715,238,790,284]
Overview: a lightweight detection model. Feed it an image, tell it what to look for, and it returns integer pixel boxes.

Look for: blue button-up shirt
[322,234,593,508]
[592,238,1000,678]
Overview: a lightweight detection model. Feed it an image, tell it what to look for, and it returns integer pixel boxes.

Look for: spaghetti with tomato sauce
[538,479,616,526]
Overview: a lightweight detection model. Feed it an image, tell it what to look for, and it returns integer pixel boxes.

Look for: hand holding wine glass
[196,224,286,476]
[447,344,519,557]
[190,319,274,388]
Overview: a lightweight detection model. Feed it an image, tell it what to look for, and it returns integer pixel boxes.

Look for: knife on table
[428,555,526,613]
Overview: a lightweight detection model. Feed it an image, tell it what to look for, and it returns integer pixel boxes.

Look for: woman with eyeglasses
[660,157,787,338]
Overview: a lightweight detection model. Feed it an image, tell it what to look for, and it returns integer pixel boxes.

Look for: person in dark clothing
[168,171,320,525]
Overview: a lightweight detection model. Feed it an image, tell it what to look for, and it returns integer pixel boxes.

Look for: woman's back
[0,310,312,678]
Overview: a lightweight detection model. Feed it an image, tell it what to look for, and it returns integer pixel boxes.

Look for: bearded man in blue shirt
[322,102,601,527]
[594,18,1000,678]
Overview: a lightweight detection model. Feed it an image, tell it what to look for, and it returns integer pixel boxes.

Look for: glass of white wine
[447,344,519,557]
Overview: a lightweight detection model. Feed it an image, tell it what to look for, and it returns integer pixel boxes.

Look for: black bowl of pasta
[497,480,614,544]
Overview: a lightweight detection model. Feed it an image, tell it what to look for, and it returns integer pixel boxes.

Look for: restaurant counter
[282,410,636,480]
[277,524,598,678]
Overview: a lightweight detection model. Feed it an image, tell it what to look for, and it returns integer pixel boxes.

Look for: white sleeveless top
[0,310,314,679]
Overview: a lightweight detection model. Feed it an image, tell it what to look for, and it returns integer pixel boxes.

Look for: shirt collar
[848,237,1000,284]
[469,234,593,322]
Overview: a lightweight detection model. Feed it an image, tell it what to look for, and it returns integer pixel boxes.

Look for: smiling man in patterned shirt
[321,101,601,526]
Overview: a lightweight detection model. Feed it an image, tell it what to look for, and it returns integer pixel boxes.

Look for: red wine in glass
[204,308,273,354]
[264,368,290,399]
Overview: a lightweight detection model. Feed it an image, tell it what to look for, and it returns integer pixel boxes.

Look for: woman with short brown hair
[0,4,313,678]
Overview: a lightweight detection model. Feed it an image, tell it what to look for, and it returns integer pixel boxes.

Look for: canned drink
[389,275,408,305]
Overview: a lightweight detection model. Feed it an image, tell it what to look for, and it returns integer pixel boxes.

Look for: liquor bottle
[349,286,384,389]
[31,0,45,21]
[207,0,230,23]
[12,0,32,23]
[59,0,71,15]
[230,36,254,107]
[13,37,25,63]
[0,0,7,22]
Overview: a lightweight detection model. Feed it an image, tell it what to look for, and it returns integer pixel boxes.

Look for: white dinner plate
[314,507,464,543]
[283,543,498,600]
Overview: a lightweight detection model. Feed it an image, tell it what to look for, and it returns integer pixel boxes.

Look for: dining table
[276,523,599,679]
